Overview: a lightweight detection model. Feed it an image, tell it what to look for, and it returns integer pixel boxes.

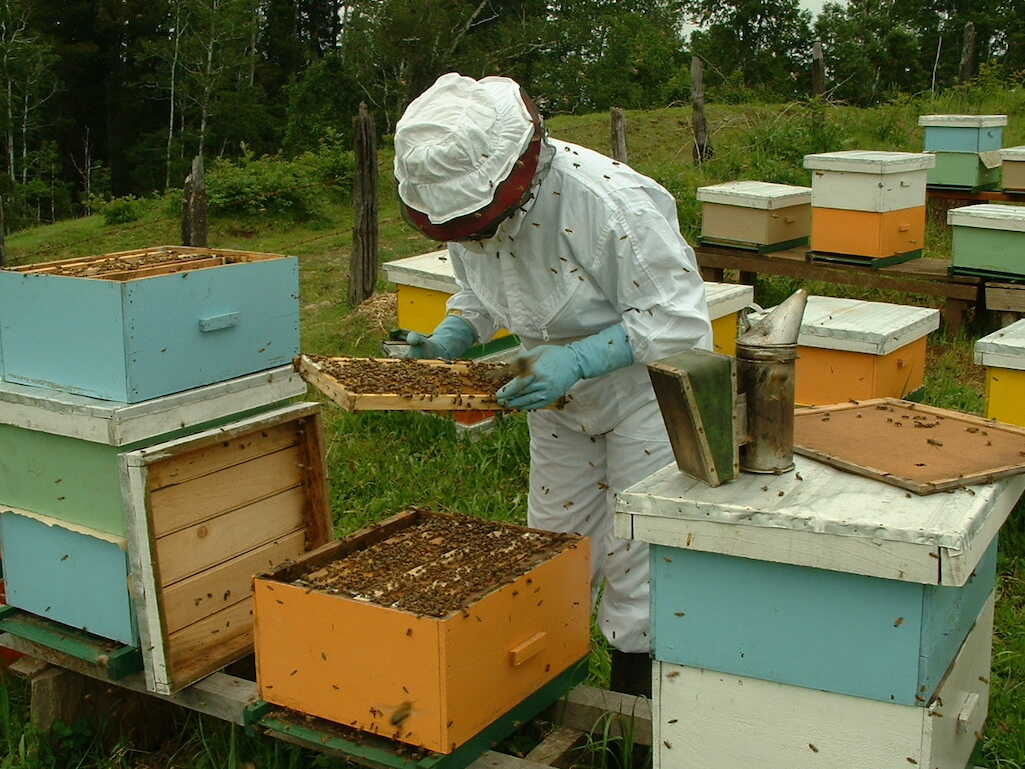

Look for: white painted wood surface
[809,167,929,212]
[948,203,1025,233]
[804,150,935,174]
[0,506,127,548]
[918,114,1007,128]
[696,181,811,210]
[1001,146,1025,161]
[975,319,1025,370]
[652,594,993,769]
[616,457,1025,586]
[749,296,939,355]
[383,250,752,320]
[0,366,305,446]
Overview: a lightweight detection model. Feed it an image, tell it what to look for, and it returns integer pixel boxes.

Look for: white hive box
[803,150,935,212]
[696,181,811,251]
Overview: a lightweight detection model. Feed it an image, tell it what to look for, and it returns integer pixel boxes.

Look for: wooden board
[794,398,1025,494]
[297,354,506,411]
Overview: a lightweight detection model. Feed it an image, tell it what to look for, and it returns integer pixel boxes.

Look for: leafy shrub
[96,195,144,225]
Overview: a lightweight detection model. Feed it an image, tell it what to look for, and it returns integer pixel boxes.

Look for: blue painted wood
[924,125,1004,153]
[0,257,299,403]
[0,512,136,645]
[650,540,996,706]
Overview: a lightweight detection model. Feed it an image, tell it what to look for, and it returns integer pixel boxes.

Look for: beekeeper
[394,73,712,697]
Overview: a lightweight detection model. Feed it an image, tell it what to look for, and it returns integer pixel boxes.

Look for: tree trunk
[166,0,183,190]
[181,154,208,247]
[349,102,378,308]
[959,21,976,83]
[811,41,826,97]
[691,56,713,163]
[610,107,628,163]
[931,33,943,95]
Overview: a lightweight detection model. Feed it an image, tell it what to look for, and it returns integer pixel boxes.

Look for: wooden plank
[985,282,1025,313]
[550,685,652,746]
[8,656,51,679]
[155,486,306,586]
[525,726,583,765]
[99,257,226,281]
[148,445,304,538]
[470,752,559,769]
[296,414,333,549]
[161,530,307,634]
[147,420,300,491]
[168,597,255,692]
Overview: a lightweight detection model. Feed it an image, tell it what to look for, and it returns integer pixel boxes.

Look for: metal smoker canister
[735,289,808,474]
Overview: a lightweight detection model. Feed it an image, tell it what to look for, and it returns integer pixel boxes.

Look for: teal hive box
[949,204,1025,279]
[0,510,136,645]
[0,246,299,403]
[649,538,996,706]
[0,366,306,537]
[927,150,1001,189]
[919,114,1006,153]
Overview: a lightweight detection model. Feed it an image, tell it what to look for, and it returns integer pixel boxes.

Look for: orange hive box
[253,510,591,754]
[810,206,926,260]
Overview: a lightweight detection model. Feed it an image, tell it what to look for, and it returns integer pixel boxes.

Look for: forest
[0,0,1023,234]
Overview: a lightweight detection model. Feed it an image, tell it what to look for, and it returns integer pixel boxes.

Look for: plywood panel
[161,530,307,634]
[155,486,306,585]
[148,445,303,537]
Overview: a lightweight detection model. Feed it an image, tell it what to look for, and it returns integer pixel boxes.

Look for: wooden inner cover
[794,398,1025,493]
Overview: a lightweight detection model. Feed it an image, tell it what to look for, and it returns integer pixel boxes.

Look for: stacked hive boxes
[749,296,939,405]
[1002,147,1025,192]
[975,319,1025,427]
[0,246,333,694]
[804,150,934,266]
[948,204,1025,280]
[617,459,1023,769]
[695,181,811,252]
[919,114,1006,190]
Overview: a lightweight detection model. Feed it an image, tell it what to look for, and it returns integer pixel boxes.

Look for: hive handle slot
[509,632,547,667]
[956,692,980,735]
[199,312,241,332]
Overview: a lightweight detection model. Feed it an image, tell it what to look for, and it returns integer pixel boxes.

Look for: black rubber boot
[609,650,652,698]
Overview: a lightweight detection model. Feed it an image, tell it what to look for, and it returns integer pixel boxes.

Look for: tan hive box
[697,181,812,252]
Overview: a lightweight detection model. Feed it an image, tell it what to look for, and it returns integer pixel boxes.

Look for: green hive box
[927,151,1001,189]
[0,367,305,536]
[949,204,1025,279]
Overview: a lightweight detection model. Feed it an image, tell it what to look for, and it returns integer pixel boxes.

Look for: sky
[800,0,834,16]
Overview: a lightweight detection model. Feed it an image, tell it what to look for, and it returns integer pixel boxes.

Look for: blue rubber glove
[496,324,635,411]
[404,314,477,360]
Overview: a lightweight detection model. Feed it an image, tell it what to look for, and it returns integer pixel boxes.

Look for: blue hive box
[919,114,1006,153]
[0,246,299,403]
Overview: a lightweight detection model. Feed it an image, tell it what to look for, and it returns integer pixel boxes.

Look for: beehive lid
[0,365,306,446]
[382,250,456,292]
[696,181,811,210]
[975,318,1025,370]
[1002,146,1025,161]
[918,114,1007,128]
[803,150,935,174]
[705,282,753,319]
[616,455,1025,587]
[747,296,938,355]
[948,204,1025,233]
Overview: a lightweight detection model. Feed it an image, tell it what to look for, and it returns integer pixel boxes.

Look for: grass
[1,77,1025,767]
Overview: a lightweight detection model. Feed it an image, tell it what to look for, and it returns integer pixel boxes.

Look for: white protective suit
[446,138,713,652]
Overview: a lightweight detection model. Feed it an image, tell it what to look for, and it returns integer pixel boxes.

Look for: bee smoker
[647,289,808,487]
[735,289,807,474]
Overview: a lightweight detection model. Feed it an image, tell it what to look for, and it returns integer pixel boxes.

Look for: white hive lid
[918,114,1008,128]
[748,296,938,355]
[1001,146,1025,161]
[382,250,457,292]
[947,204,1025,233]
[975,319,1025,370]
[696,181,812,210]
[803,150,936,174]
[704,282,754,319]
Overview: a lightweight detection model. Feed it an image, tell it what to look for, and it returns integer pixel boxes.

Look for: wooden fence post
[811,41,826,97]
[610,107,628,164]
[959,21,976,83]
[350,101,378,308]
[181,154,208,247]
[691,56,713,163]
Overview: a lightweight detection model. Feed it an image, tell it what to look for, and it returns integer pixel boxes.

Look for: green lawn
[1,85,1024,767]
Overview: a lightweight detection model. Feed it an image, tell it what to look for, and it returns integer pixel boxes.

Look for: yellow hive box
[253,510,591,754]
[382,251,752,356]
[811,206,927,259]
[751,296,938,406]
[697,181,811,251]
[975,319,1025,426]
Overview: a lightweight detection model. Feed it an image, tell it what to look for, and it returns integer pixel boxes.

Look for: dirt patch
[293,512,574,617]
[307,355,513,396]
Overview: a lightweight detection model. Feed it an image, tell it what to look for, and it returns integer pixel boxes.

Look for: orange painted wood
[253,517,590,754]
[811,206,926,258]
[795,338,928,406]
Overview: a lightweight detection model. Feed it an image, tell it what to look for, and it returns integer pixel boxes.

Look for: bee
[390,701,414,727]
